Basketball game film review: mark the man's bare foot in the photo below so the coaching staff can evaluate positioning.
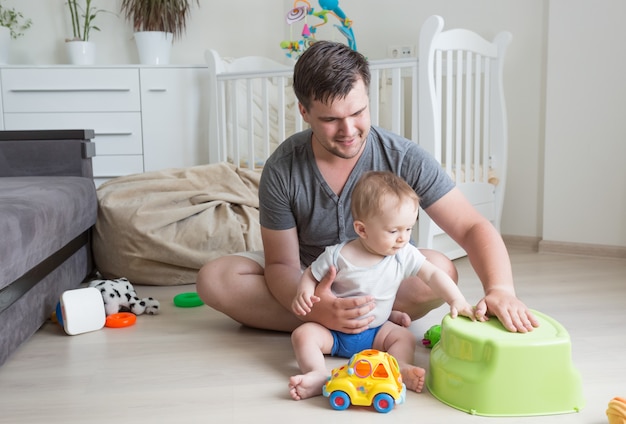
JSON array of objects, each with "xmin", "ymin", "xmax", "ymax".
[
  {"xmin": 400, "ymin": 364, "xmax": 426, "ymax": 392},
  {"xmin": 389, "ymin": 310, "xmax": 411, "ymax": 327},
  {"xmin": 288, "ymin": 371, "xmax": 328, "ymax": 400}
]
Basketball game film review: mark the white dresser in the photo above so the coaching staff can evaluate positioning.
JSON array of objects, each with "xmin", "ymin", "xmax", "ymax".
[{"xmin": 0, "ymin": 65, "xmax": 209, "ymax": 186}]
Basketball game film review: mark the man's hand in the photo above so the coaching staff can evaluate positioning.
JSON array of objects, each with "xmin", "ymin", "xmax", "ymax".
[
  {"xmin": 475, "ymin": 288, "xmax": 539, "ymax": 333},
  {"xmin": 304, "ymin": 265, "xmax": 376, "ymax": 333}
]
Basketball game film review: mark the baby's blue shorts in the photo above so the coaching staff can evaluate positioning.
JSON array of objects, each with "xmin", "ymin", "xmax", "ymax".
[{"xmin": 330, "ymin": 326, "xmax": 382, "ymax": 358}]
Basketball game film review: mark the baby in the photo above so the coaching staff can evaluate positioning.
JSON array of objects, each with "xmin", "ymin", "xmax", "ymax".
[{"xmin": 289, "ymin": 171, "xmax": 477, "ymax": 400}]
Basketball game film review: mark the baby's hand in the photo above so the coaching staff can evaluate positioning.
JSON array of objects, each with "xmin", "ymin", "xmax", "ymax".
[
  {"xmin": 291, "ymin": 292, "xmax": 320, "ymax": 316},
  {"xmin": 449, "ymin": 300, "xmax": 476, "ymax": 321},
  {"xmin": 389, "ymin": 310, "xmax": 411, "ymax": 328}
]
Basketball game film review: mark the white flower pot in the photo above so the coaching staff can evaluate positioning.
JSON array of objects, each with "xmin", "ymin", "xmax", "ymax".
[
  {"xmin": 134, "ymin": 31, "xmax": 173, "ymax": 65},
  {"xmin": 66, "ymin": 41, "xmax": 96, "ymax": 65},
  {"xmin": 0, "ymin": 27, "xmax": 11, "ymax": 65}
]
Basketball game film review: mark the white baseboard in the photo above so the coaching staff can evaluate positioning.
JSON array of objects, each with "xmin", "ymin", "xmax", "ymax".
[
  {"xmin": 502, "ymin": 235, "xmax": 541, "ymax": 251},
  {"xmin": 537, "ymin": 240, "xmax": 626, "ymax": 259},
  {"xmin": 503, "ymin": 235, "xmax": 626, "ymax": 259}
]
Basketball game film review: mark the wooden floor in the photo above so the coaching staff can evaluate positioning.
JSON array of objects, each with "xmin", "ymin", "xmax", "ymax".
[{"xmin": 1, "ymin": 248, "xmax": 624, "ymax": 424}]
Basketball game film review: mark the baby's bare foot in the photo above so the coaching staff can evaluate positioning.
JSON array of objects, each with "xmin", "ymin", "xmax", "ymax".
[
  {"xmin": 400, "ymin": 365, "xmax": 426, "ymax": 393},
  {"xmin": 288, "ymin": 372, "xmax": 328, "ymax": 400}
]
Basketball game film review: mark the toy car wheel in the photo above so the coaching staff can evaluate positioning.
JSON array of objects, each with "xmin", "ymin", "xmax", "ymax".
[
  {"xmin": 372, "ymin": 393, "xmax": 395, "ymax": 413},
  {"xmin": 328, "ymin": 391, "xmax": 351, "ymax": 411}
]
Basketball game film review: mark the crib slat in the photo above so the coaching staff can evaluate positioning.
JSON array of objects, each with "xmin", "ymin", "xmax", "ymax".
[
  {"xmin": 259, "ymin": 79, "xmax": 269, "ymax": 169},
  {"xmin": 440, "ymin": 50, "xmax": 448, "ymax": 171},
  {"xmin": 483, "ymin": 58, "xmax": 491, "ymax": 183},
  {"xmin": 370, "ymin": 68, "xmax": 380, "ymax": 126},
  {"xmin": 473, "ymin": 55, "xmax": 482, "ymax": 182},
  {"xmin": 455, "ymin": 50, "xmax": 463, "ymax": 182},
  {"xmin": 230, "ymin": 80, "xmax": 241, "ymax": 168},
  {"xmin": 464, "ymin": 51, "xmax": 473, "ymax": 183},
  {"xmin": 277, "ymin": 76, "xmax": 286, "ymax": 156},
  {"xmin": 410, "ymin": 65, "xmax": 418, "ymax": 143},
  {"xmin": 390, "ymin": 67, "xmax": 402, "ymax": 134},
  {"xmin": 246, "ymin": 79, "xmax": 255, "ymax": 169},
  {"xmin": 217, "ymin": 80, "xmax": 227, "ymax": 163}
]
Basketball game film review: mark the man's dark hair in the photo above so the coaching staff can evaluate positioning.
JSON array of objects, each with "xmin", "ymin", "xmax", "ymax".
[{"xmin": 293, "ymin": 41, "xmax": 370, "ymax": 111}]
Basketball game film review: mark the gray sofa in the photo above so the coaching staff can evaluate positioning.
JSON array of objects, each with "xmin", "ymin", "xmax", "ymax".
[{"xmin": 0, "ymin": 130, "xmax": 97, "ymax": 366}]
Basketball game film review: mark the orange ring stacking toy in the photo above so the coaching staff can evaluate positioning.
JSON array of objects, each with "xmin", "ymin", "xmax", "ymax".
[{"xmin": 105, "ymin": 312, "xmax": 137, "ymax": 328}]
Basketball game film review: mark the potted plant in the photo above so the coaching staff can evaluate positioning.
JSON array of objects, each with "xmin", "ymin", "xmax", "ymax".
[
  {"xmin": 0, "ymin": 2, "xmax": 32, "ymax": 64},
  {"xmin": 65, "ymin": 0, "xmax": 108, "ymax": 65},
  {"xmin": 120, "ymin": 0, "xmax": 199, "ymax": 65}
]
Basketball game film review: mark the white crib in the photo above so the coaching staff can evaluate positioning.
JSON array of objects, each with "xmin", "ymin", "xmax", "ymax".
[{"xmin": 205, "ymin": 23, "xmax": 509, "ymax": 260}]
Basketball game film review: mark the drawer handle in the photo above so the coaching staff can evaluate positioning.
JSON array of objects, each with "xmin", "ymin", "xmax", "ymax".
[
  {"xmin": 95, "ymin": 131, "xmax": 134, "ymax": 136},
  {"xmin": 10, "ymin": 88, "xmax": 132, "ymax": 93},
  {"xmin": 148, "ymin": 88, "xmax": 167, "ymax": 92}
]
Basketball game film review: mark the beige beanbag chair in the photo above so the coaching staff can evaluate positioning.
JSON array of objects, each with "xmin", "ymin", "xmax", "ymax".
[{"xmin": 93, "ymin": 162, "xmax": 263, "ymax": 285}]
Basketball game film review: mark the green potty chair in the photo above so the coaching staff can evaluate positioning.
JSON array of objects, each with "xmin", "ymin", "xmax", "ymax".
[{"xmin": 427, "ymin": 310, "xmax": 584, "ymax": 416}]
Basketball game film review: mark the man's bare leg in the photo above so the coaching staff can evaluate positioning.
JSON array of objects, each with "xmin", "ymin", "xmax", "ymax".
[
  {"xmin": 393, "ymin": 248, "xmax": 458, "ymax": 320},
  {"xmin": 196, "ymin": 255, "xmax": 301, "ymax": 332},
  {"xmin": 196, "ymin": 249, "xmax": 456, "ymax": 330}
]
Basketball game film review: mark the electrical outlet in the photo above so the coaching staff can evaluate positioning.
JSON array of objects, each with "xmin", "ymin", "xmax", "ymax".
[{"xmin": 387, "ymin": 45, "xmax": 415, "ymax": 59}]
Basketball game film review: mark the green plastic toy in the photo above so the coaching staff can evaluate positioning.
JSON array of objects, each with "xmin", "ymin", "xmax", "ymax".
[{"xmin": 422, "ymin": 324, "xmax": 441, "ymax": 348}]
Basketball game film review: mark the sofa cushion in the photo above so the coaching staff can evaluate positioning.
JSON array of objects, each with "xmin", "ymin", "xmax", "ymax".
[{"xmin": 0, "ymin": 176, "xmax": 97, "ymax": 290}]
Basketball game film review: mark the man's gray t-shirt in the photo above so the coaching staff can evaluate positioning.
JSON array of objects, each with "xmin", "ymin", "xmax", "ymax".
[{"xmin": 259, "ymin": 126, "xmax": 455, "ymax": 268}]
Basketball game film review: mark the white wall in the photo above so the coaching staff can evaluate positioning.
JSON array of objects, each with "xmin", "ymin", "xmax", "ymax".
[
  {"xmin": 2, "ymin": 0, "xmax": 287, "ymax": 64},
  {"xmin": 3, "ymin": 0, "xmax": 624, "ymax": 249},
  {"xmin": 543, "ymin": 0, "xmax": 626, "ymax": 248}
]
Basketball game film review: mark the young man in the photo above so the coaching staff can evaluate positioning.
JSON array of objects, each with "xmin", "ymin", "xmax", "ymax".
[{"xmin": 196, "ymin": 41, "xmax": 538, "ymax": 336}]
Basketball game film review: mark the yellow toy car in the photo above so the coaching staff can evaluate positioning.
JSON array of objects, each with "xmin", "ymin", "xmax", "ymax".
[{"xmin": 322, "ymin": 349, "xmax": 407, "ymax": 413}]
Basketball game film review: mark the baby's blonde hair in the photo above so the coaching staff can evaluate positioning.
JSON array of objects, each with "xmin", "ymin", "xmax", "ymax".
[{"xmin": 351, "ymin": 171, "xmax": 419, "ymax": 221}]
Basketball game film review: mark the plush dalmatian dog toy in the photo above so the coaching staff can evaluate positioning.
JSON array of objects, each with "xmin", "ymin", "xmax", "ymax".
[{"xmin": 89, "ymin": 277, "xmax": 160, "ymax": 316}]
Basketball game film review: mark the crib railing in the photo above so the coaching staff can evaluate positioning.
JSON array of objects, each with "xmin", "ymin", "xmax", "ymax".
[
  {"xmin": 214, "ymin": 68, "xmax": 301, "ymax": 169},
  {"xmin": 207, "ymin": 52, "xmax": 419, "ymax": 169},
  {"xmin": 369, "ymin": 58, "xmax": 418, "ymax": 144}
]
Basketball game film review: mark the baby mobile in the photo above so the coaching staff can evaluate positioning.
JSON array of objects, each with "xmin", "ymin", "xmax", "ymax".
[{"xmin": 280, "ymin": 0, "xmax": 357, "ymax": 60}]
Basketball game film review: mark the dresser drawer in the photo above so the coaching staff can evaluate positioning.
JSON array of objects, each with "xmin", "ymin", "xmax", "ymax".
[
  {"xmin": 1, "ymin": 68, "xmax": 140, "ymax": 113},
  {"xmin": 93, "ymin": 155, "xmax": 144, "ymax": 178},
  {"xmin": 4, "ymin": 112, "xmax": 143, "ymax": 155}
]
